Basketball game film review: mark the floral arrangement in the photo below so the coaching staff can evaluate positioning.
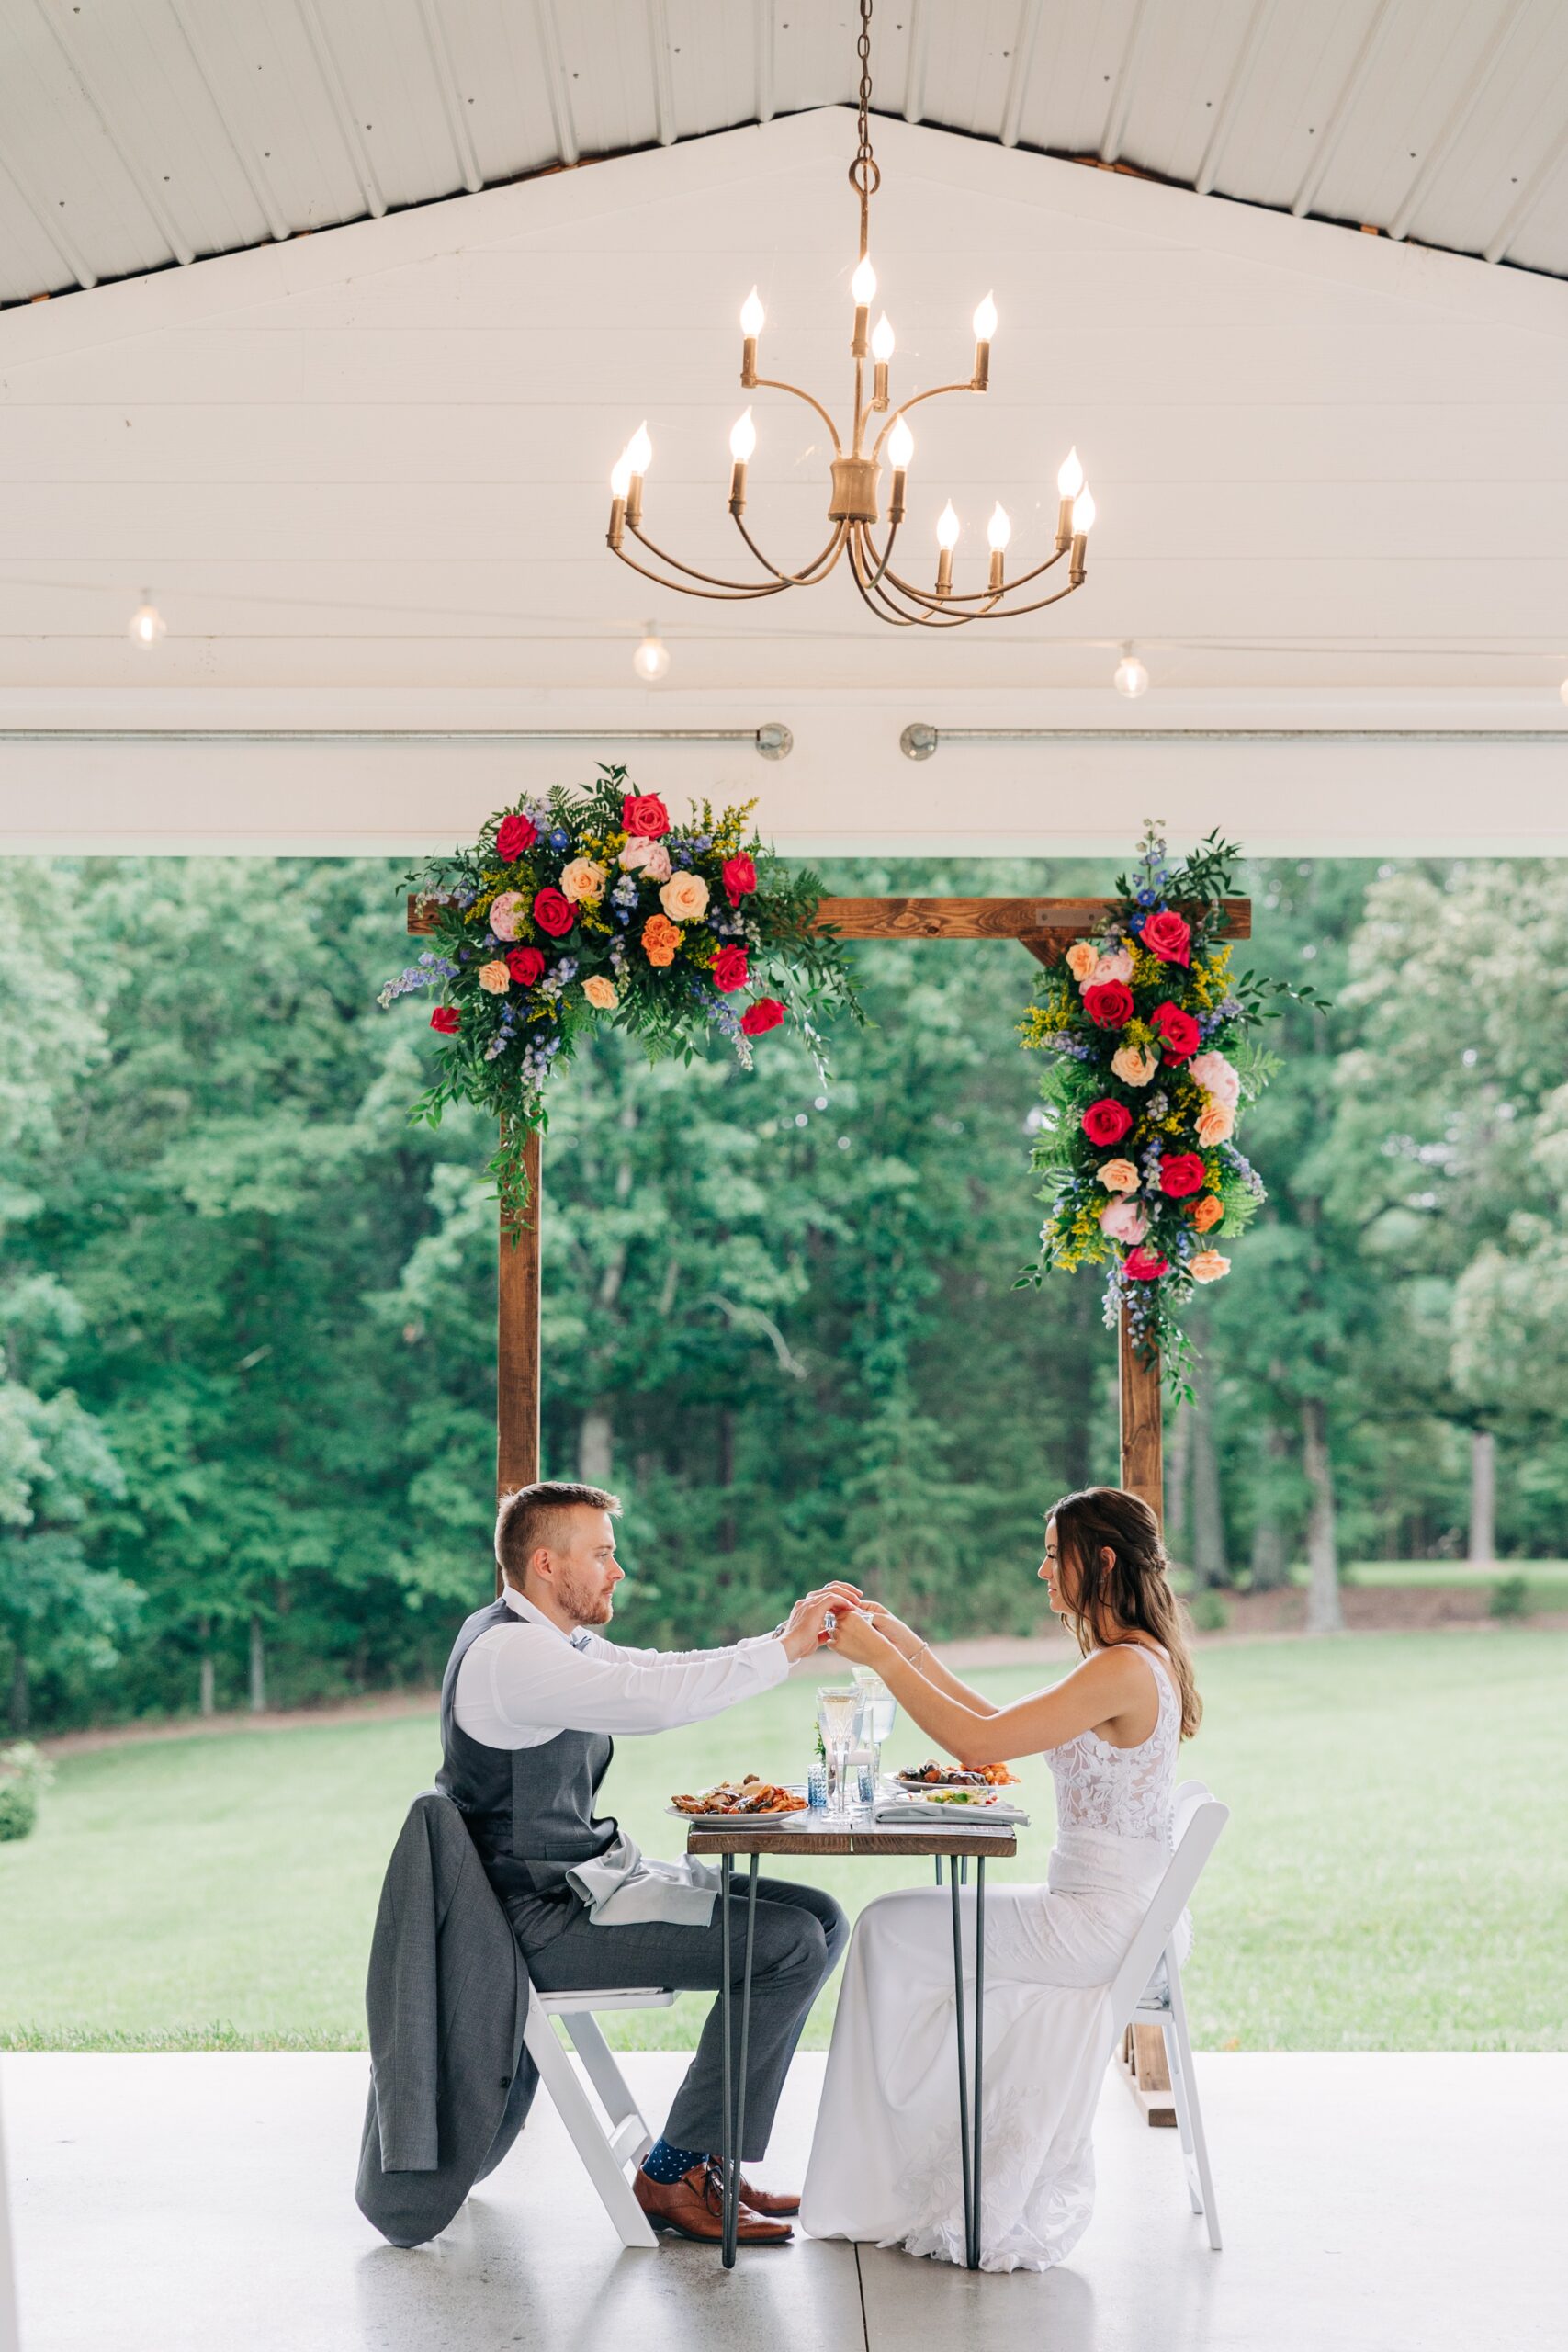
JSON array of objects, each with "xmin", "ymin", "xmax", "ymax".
[
  {"xmin": 1020, "ymin": 821, "xmax": 1317, "ymax": 1385},
  {"xmin": 380, "ymin": 765, "xmax": 856, "ymax": 1216}
]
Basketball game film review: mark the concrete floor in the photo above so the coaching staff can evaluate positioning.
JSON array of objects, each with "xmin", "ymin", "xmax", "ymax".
[{"xmin": 4, "ymin": 2048, "xmax": 1562, "ymax": 2352}]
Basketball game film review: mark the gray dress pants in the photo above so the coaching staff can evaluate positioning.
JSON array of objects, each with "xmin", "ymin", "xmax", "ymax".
[{"xmin": 513, "ymin": 1877, "xmax": 849, "ymax": 2161}]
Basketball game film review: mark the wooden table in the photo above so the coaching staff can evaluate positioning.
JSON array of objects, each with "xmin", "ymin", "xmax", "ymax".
[{"xmin": 685, "ymin": 1815, "xmax": 1021, "ymax": 2270}]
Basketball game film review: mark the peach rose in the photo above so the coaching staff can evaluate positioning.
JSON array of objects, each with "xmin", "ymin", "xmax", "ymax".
[
  {"xmin": 641, "ymin": 912, "xmax": 682, "ymax": 967},
  {"xmin": 660, "ymin": 870, "xmax": 710, "ymax": 924},
  {"xmin": 1190, "ymin": 1194, "xmax": 1224, "ymax": 1234},
  {"xmin": 488, "ymin": 890, "xmax": 526, "ymax": 941},
  {"xmin": 478, "ymin": 960, "xmax": 510, "ymax": 994},
  {"xmin": 1189, "ymin": 1049, "xmax": 1240, "ymax": 1107},
  {"xmin": 1111, "ymin": 1044, "xmax": 1158, "ymax": 1088},
  {"xmin": 583, "ymin": 974, "xmax": 618, "ymax": 1011},
  {"xmin": 560, "ymin": 857, "xmax": 607, "ymax": 904},
  {"xmin": 1196, "ymin": 1102, "xmax": 1235, "ymax": 1148},
  {"xmin": 1100, "ymin": 1197, "xmax": 1149, "ymax": 1245},
  {"xmin": 1066, "ymin": 940, "xmax": 1100, "ymax": 983},
  {"xmin": 1190, "ymin": 1250, "xmax": 1231, "ymax": 1283},
  {"xmin": 1097, "ymin": 1158, "xmax": 1140, "ymax": 1193},
  {"xmin": 1090, "ymin": 946, "xmax": 1134, "ymax": 988},
  {"xmin": 619, "ymin": 836, "xmax": 672, "ymax": 881}
]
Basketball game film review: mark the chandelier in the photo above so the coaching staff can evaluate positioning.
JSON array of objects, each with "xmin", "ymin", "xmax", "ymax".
[{"xmin": 604, "ymin": 0, "xmax": 1095, "ymax": 628}]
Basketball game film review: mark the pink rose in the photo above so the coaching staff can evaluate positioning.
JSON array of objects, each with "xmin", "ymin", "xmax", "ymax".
[
  {"xmin": 1141, "ymin": 909, "xmax": 1191, "ymax": 965},
  {"xmin": 489, "ymin": 890, "xmax": 527, "ymax": 941},
  {"xmin": 1100, "ymin": 1197, "xmax": 1149, "ymax": 1245},
  {"xmin": 1089, "ymin": 946, "xmax": 1134, "ymax": 988},
  {"xmin": 1189, "ymin": 1050, "xmax": 1240, "ymax": 1106}
]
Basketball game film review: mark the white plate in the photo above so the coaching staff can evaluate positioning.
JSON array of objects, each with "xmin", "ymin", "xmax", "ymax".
[{"xmin": 664, "ymin": 1799, "xmax": 810, "ymax": 1823}]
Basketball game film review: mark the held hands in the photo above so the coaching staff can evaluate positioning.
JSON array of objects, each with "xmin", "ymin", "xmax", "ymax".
[{"xmin": 779, "ymin": 1580, "xmax": 865, "ymax": 1664}]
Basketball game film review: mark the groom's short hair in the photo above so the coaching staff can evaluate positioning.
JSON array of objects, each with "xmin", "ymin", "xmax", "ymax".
[{"xmin": 495, "ymin": 1480, "xmax": 622, "ymax": 1589}]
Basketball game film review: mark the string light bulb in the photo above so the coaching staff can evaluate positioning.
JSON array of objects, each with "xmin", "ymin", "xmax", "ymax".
[
  {"xmin": 1114, "ymin": 642, "xmax": 1150, "ymax": 699},
  {"xmin": 128, "ymin": 594, "xmax": 165, "ymax": 650},
  {"xmin": 632, "ymin": 623, "xmax": 670, "ymax": 683}
]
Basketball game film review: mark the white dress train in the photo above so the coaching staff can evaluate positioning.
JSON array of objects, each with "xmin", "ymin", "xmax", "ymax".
[{"xmin": 800, "ymin": 1644, "xmax": 1188, "ymax": 2272}]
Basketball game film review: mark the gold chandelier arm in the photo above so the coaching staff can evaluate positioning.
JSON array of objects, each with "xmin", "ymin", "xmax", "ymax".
[
  {"xmin": 849, "ymin": 527, "xmax": 981, "ymax": 628},
  {"xmin": 852, "ymin": 511, "xmax": 902, "ymax": 593},
  {"xmin": 611, "ymin": 537, "xmax": 794, "ymax": 601},
  {"xmin": 621, "ymin": 519, "xmax": 795, "ymax": 597},
  {"xmin": 872, "ymin": 560, "xmax": 1086, "ymax": 622},
  {"xmin": 868, "ymin": 380, "xmax": 984, "ymax": 460},
  {"xmin": 731, "ymin": 513, "xmax": 849, "ymax": 587},
  {"xmin": 748, "ymin": 372, "xmax": 843, "ymax": 455},
  {"xmin": 871, "ymin": 540, "xmax": 1071, "ymax": 607}
]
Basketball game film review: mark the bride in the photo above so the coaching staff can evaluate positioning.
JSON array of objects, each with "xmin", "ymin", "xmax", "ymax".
[{"xmin": 799, "ymin": 1486, "xmax": 1202, "ymax": 2273}]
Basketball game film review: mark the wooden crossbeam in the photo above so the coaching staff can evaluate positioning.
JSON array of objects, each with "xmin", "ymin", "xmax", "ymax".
[{"xmin": 407, "ymin": 890, "xmax": 1252, "ymax": 1540}]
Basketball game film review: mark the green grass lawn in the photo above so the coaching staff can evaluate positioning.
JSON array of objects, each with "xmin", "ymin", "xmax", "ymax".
[
  {"xmin": 3, "ymin": 1630, "xmax": 1563, "ymax": 2056},
  {"xmin": 1335, "ymin": 1561, "xmax": 1568, "ymax": 1595}
]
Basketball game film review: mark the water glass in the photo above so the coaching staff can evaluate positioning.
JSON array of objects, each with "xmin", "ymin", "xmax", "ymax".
[{"xmin": 816, "ymin": 1685, "xmax": 863, "ymax": 1821}]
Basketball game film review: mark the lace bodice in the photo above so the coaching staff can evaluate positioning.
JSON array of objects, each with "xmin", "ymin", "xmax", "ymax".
[{"xmin": 1048, "ymin": 1644, "xmax": 1180, "ymax": 1848}]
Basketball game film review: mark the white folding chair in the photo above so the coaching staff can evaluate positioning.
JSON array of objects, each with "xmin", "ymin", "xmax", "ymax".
[
  {"xmin": 1104, "ymin": 1778, "xmax": 1228, "ymax": 2250},
  {"xmin": 520, "ymin": 1985, "xmax": 676, "ymax": 2248}
]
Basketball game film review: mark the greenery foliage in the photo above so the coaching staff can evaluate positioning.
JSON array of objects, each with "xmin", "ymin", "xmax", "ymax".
[
  {"xmin": 0, "ymin": 1740, "xmax": 52, "ymax": 1840},
  {"xmin": 3, "ymin": 848, "xmax": 1568, "ymax": 1730}
]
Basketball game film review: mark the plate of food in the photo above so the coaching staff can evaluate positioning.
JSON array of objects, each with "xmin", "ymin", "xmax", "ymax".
[
  {"xmin": 667, "ymin": 1775, "xmax": 808, "ymax": 1820},
  {"xmin": 896, "ymin": 1760, "xmax": 1021, "ymax": 1790}
]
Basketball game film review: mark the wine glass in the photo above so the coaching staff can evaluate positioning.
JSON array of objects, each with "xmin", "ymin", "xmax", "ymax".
[{"xmin": 816, "ymin": 1685, "xmax": 863, "ymax": 1820}]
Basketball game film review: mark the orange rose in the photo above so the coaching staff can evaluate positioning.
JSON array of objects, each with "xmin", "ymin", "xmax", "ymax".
[
  {"xmin": 1190, "ymin": 1250, "xmax": 1231, "ymax": 1283},
  {"xmin": 641, "ymin": 912, "xmax": 682, "ymax": 968},
  {"xmin": 1196, "ymin": 1102, "xmax": 1235, "ymax": 1148},
  {"xmin": 478, "ymin": 960, "xmax": 510, "ymax": 994},
  {"xmin": 1097, "ymin": 1158, "xmax": 1140, "ymax": 1194},
  {"xmin": 1066, "ymin": 940, "xmax": 1100, "ymax": 984},
  {"xmin": 1190, "ymin": 1194, "xmax": 1224, "ymax": 1234}
]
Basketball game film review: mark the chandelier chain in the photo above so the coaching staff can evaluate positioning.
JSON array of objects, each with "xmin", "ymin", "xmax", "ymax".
[{"xmin": 850, "ymin": 0, "xmax": 879, "ymax": 254}]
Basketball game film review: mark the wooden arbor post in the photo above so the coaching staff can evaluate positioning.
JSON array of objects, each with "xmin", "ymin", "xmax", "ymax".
[{"xmin": 410, "ymin": 890, "xmax": 1250, "ymax": 1548}]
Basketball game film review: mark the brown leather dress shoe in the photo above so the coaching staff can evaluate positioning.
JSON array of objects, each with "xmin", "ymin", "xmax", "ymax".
[
  {"xmin": 736, "ymin": 2175, "xmax": 801, "ymax": 2216},
  {"xmin": 633, "ymin": 2160, "xmax": 793, "ymax": 2246}
]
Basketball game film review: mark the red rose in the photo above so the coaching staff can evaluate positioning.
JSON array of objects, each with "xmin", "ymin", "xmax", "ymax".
[
  {"xmin": 622, "ymin": 793, "xmax": 671, "ymax": 840},
  {"xmin": 1141, "ymin": 909, "xmax": 1191, "ymax": 966},
  {"xmin": 1081, "ymin": 1098, "xmax": 1134, "ymax": 1148},
  {"xmin": 1083, "ymin": 980, "xmax": 1134, "ymax": 1031},
  {"xmin": 1159, "ymin": 1152, "xmax": 1207, "ymax": 1200},
  {"xmin": 740, "ymin": 996, "xmax": 784, "ymax": 1037},
  {"xmin": 722, "ymin": 853, "xmax": 758, "ymax": 907},
  {"xmin": 429, "ymin": 1005, "xmax": 459, "ymax": 1035},
  {"xmin": 712, "ymin": 944, "xmax": 750, "ymax": 993},
  {"xmin": 495, "ymin": 812, "xmax": 537, "ymax": 862},
  {"xmin": 507, "ymin": 947, "xmax": 546, "ymax": 987},
  {"xmin": 533, "ymin": 888, "xmax": 574, "ymax": 937},
  {"xmin": 1151, "ymin": 1001, "xmax": 1201, "ymax": 1061},
  {"xmin": 1123, "ymin": 1245, "xmax": 1170, "ymax": 1283}
]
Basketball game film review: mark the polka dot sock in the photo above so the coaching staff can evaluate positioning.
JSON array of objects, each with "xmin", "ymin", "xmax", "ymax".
[{"xmin": 640, "ymin": 2135, "xmax": 708, "ymax": 2184}]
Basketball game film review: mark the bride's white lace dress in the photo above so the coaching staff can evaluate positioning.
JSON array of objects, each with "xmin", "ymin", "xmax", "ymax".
[{"xmin": 799, "ymin": 1644, "xmax": 1188, "ymax": 2272}]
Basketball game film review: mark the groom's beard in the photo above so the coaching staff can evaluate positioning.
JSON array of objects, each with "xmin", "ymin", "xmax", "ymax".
[{"xmin": 559, "ymin": 1567, "xmax": 616, "ymax": 1627}]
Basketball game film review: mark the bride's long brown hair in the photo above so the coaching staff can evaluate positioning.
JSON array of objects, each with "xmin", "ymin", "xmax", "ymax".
[{"xmin": 1050, "ymin": 1487, "xmax": 1202, "ymax": 1737}]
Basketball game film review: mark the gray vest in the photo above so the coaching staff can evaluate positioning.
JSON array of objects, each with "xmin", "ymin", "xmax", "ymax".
[{"xmin": 435, "ymin": 1597, "xmax": 619, "ymax": 1936}]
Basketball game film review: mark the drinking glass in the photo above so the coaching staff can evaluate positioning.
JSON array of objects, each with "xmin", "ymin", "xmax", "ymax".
[
  {"xmin": 816, "ymin": 1686, "xmax": 863, "ymax": 1821},
  {"xmin": 850, "ymin": 1667, "xmax": 897, "ymax": 1789}
]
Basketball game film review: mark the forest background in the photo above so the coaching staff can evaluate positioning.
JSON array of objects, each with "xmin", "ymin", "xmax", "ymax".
[{"xmin": 5, "ymin": 847, "xmax": 1565, "ymax": 1734}]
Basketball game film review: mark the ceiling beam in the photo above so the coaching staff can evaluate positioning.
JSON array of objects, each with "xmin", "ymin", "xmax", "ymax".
[
  {"xmin": 1100, "ymin": 0, "xmax": 1154, "ymax": 167},
  {"xmin": 415, "ymin": 0, "xmax": 484, "ymax": 195},
  {"xmin": 1291, "ymin": 0, "xmax": 1398, "ymax": 220},
  {"xmin": 1386, "ymin": 0, "xmax": 1531, "ymax": 243},
  {"xmin": 530, "ymin": 0, "xmax": 579, "ymax": 166},
  {"xmin": 1194, "ymin": 0, "xmax": 1280, "ymax": 198},
  {"xmin": 292, "ymin": 0, "xmax": 389, "ymax": 219}
]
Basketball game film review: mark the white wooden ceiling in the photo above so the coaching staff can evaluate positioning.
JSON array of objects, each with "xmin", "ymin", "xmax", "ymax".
[{"xmin": 3, "ymin": 0, "xmax": 1568, "ymax": 309}]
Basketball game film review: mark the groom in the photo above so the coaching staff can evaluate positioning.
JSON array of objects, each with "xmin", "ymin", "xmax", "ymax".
[{"xmin": 437, "ymin": 1479, "xmax": 853, "ymax": 2247}]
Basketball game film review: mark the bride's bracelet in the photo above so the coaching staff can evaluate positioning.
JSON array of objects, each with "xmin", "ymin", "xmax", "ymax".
[{"xmin": 903, "ymin": 1637, "xmax": 929, "ymax": 1670}]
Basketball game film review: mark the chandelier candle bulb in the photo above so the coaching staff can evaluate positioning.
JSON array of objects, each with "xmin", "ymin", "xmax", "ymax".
[
  {"xmin": 886, "ymin": 414, "xmax": 914, "ymax": 525},
  {"xmin": 1069, "ymin": 484, "xmax": 1095, "ymax": 587},
  {"xmin": 971, "ymin": 290, "xmax": 998, "ymax": 391},
  {"xmin": 607, "ymin": 448, "xmax": 632, "ymax": 548},
  {"xmin": 850, "ymin": 254, "xmax": 876, "ymax": 358},
  {"xmin": 624, "ymin": 421, "xmax": 652, "ymax": 528},
  {"xmin": 871, "ymin": 311, "xmax": 895, "ymax": 408},
  {"xmin": 728, "ymin": 409, "xmax": 756, "ymax": 513},
  {"xmin": 987, "ymin": 500, "xmax": 1011, "ymax": 593},
  {"xmin": 1055, "ymin": 446, "xmax": 1085, "ymax": 551},
  {"xmin": 935, "ymin": 499, "xmax": 960, "ymax": 596},
  {"xmin": 739, "ymin": 285, "xmax": 764, "ymax": 385}
]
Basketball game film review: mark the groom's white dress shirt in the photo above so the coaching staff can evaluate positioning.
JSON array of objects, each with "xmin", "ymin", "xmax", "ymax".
[{"xmin": 452, "ymin": 1585, "xmax": 791, "ymax": 1928}]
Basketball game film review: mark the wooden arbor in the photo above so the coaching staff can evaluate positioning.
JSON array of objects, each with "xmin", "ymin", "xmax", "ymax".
[{"xmin": 409, "ymin": 891, "xmax": 1251, "ymax": 1544}]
